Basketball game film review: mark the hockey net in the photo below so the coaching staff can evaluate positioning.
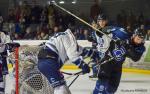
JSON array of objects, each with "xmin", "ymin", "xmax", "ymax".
[{"xmin": 15, "ymin": 45, "xmax": 53, "ymax": 94}]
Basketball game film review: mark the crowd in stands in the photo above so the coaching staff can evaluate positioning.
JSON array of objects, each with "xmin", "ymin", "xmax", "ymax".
[{"xmin": 0, "ymin": 1, "xmax": 150, "ymax": 40}]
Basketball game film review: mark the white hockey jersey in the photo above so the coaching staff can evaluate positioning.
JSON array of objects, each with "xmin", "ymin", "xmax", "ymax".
[
  {"xmin": 45, "ymin": 29, "xmax": 82, "ymax": 63},
  {"xmin": 0, "ymin": 32, "xmax": 11, "ymax": 53},
  {"xmin": 0, "ymin": 32, "xmax": 11, "ymax": 43},
  {"xmin": 94, "ymin": 32, "xmax": 112, "ymax": 60},
  {"xmin": 0, "ymin": 44, "xmax": 7, "ymax": 53}
]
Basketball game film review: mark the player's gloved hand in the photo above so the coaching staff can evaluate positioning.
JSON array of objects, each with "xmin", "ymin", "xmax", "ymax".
[
  {"xmin": 73, "ymin": 59, "xmax": 90, "ymax": 74},
  {"xmin": 81, "ymin": 48, "xmax": 100, "ymax": 61},
  {"xmin": 90, "ymin": 50, "xmax": 101, "ymax": 62},
  {"xmin": 79, "ymin": 61, "xmax": 90, "ymax": 74}
]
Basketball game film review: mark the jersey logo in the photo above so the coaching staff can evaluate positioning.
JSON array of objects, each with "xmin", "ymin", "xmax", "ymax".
[
  {"xmin": 50, "ymin": 78, "xmax": 56, "ymax": 83},
  {"xmin": 112, "ymin": 46, "xmax": 126, "ymax": 61},
  {"xmin": 97, "ymin": 38, "xmax": 104, "ymax": 47},
  {"xmin": 99, "ymin": 85, "xmax": 105, "ymax": 91}
]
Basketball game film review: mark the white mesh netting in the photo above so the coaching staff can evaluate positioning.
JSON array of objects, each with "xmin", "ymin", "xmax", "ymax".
[{"xmin": 18, "ymin": 45, "xmax": 53, "ymax": 94}]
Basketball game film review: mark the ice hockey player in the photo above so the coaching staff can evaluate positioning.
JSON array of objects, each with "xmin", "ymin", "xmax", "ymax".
[
  {"xmin": 88, "ymin": 14, "xmax": 145, "ymax": 94},
  {"xmin": 89, "ymin": 14, "xmax": 112, "ymax": 79},
  {"xmin": 37, "ymin": 29, "xmax": 99, "ymax": 94},
  {"xmin": 0, "ymin": 31, "xmax": 11, "ymax": 94},
  {"xmin": 0, "ymin": 31, "xmax": 20, "ymax": 93}
]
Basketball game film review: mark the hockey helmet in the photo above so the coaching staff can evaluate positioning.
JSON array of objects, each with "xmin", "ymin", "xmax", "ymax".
[
  {"xmin": 97, "ymin": 13, "xmax": 107, "ymax": 22},
  {"xmin": 134, "ymin": 29, "xmax": 145, "ymax": 38}
]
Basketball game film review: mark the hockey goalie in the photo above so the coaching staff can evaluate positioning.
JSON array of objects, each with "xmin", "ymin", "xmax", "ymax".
[{"xmin": 0, "ymin": 31, "xmax": 20, "ymax": 94}]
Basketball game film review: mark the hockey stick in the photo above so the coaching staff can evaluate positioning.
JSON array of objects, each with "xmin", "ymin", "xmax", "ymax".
[
  {"xmin": 64, "ymin": 71, "xmax": 82, "ymax": 80},
  {"xmin": 67, "ymin": 60, "xmax": 93, "ymax": 88},
  {"xmin": 94, "ymin": 57, "xmax": 114, "ymax": 68},
  {"xmin": 51, "ymin": 2, "xmax": 116, "ymax": 42},
  {"xmin": 68, "ymin": 74, "xmax": 80, "ymax": 88},
  {"xmin": 67, "ymin": 57, "xmax": 114, "ymax": 88},
  {"xmin": 63, "ymin": 60, "xmax": 93, "ymax": 80},
  {"xmin": 62, "ymin": 71, "xmax": 82, "ymax": 76}
]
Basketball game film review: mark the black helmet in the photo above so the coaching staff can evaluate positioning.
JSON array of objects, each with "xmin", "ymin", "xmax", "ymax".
[
  {"xmin": 134, "ymin": 28, "xmax": 145, "ymax": 38},
  {"xmin": 97, "ymin": 13, "xmax": 107, "ymax": 21}
]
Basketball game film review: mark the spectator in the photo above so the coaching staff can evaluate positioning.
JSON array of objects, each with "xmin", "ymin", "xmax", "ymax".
[
  {"xmin": 30, "ymin": 0, "xmax": 42, "ymax": 24},
  {"xmin": 40, "ymin": 31, "xmax": 49, "ymax": 40},
  {"xmin": 138, "ymin": 12, "xmax": 145, "ymax": 25},
  {"xmin": 13, "ymin": 33, "xmax": 21, "ymax": 40},
  {"xmin": 73, "ymin": 29, "xmax": 79, "ymax": 39},
  {"xmin": 40, "ymin": 8, "xmax": 48, "ymax": 25},
  {"xmin": 147, "ymin": 29, "xmax": 150, "ymax": 40},
  {"xmin": 90, "ymin": 0, "xmax": 102, "ymax": 20},
  {"xmin": 55, "ymin": 13, "xmax": 65, "ymax": 28},
  {"xmin": 47, "ymin": 5, "xmax": 55, "ymax": 29},
  {"xmin": 23, "ymin": 27, "xmax": 34, "ymax": 39},
  {"xmin": 78, "ymin": 28, "xmax": 85, "ymax": 40},
  {"xmin": 19, "ymin": 13, "xmax": 26, "ymax": 29},
  {"xmin": 116, "ymin": 13, "xmax": 123, "ymax": 27},
  {"xmin": 0, "ymin": 13, "xmax": 3, "ymax": 31},
  {"xmin": 35, "ymin": 25, "xmax": 49, "ymax": 40},
  {"xmin": 7, "ymin": 8, "xmax": 16, "ymax": 23},
  {"xmin": 83, "ymin": 29, "xmax": 89, "ymax": 40},
  {"xmin": 126, "ymin": 24, "xmax": 134, "ymax": 36},
  {"xmin": 15, "ymin": 6, "xmax": 21, "ymax": 23},
  {"xmin": 58, "ymin": 25, "xmax": 64, "ymax": 32},
  {"xmin": 128, "ymin": 10, "xmax": 136, "ymax": 27},
  {"xmin": 0, "ymin": 0, "xmax": 149, "ymax": 41},
  {"xmin": 53, "ymin": 25, "xmax": 59, "ymax": 34}
]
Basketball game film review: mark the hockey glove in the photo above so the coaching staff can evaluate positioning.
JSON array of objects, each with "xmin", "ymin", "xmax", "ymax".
[
  {"xmin": 90, "ymin": 50, "xmax": 101, "ymax": 62},
  {"xmin": 81, "ymin": 48, "xmax": 100, "ymax": 61},
  {"xmin": 79, "ymin": 61, "xmax": 90, "ymax": 74},
  {"xmin": 73, "ymin": 58, "xmax": 90, "ymax": 74},
  {"xmin": 6, "ymin": 43, "xmax": 20, "ymax": 51}
]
